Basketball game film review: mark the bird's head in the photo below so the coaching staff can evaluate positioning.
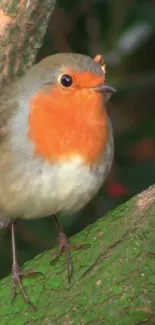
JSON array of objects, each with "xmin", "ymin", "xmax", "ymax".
[{"xmin": 16, "ymin": 53, "xmax": 115, "ymax": 164}]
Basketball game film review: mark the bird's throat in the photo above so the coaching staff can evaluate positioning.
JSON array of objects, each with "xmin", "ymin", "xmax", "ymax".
[{"xmin": 28, "ymin": 88, "xmax": 108, "ymax": 165}]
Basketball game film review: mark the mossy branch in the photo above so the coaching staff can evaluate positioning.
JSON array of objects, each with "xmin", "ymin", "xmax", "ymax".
[{"xmin": 0, "ymin": 186, "xmax": 155, "ymax": 324}]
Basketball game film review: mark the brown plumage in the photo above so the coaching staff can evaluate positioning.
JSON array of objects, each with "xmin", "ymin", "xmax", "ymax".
[{"xmin": 0, "ymin": 53, "xmax": 115, "ymax": 308}]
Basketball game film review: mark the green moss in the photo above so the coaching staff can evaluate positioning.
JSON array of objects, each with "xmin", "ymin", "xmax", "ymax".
[
  {"xmin": 148, "ymin": 275, "xmax": 155, "ymax": 284},
  {"xmin": 113, "ymin": 285, "xmax": 124, "ymax": 294},
  {"xmin": 7, "ymin": 0, "xmax": 19, "ymax": 15}
]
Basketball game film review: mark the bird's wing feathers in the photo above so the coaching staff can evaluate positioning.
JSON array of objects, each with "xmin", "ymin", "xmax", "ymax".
[{"xmin": 0, "ymin": 84, "xmax": 19, "ymax": 138}]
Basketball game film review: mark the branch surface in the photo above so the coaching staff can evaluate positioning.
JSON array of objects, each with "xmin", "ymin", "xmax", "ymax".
[{"xmin": 0, "ymin": 186, "xmax": 155, "ymax": 324}]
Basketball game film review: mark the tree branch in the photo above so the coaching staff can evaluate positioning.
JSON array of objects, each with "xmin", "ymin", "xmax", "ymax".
[
  {"xmin": 0, "ymin": 0, "xmax": 56, "ymax": 90},
  {"xmin": 0, "ymin": 185, "xmax": 155, "ymax": 324}
]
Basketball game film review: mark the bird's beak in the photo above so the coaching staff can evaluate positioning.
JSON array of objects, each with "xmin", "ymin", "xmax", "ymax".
[
  {"xmin": 94, "ymin": 83, "xmax": 116, "ymax": 94},
  {"xmin": 93, "ymin": 83, "xmax": 116, "ymax": 102}
]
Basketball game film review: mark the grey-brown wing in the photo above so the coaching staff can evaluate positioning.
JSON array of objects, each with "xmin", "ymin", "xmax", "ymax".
[
  {"xmin": 0, "ymin": 86, "xmax": 19, "ymax": 227},
  {"xmin": 0, "ymin": 85, "xmax": 19, "ymax": 139}
]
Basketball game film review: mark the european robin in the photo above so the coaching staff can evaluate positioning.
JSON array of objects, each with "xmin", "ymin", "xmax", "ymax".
[{"xmin": 0, "ymin": 53, "xmax": 115, "ymax": 308}]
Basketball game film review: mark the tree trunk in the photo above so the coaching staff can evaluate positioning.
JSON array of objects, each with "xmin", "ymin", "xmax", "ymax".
[
  {"xmin": 0, "ymin": 0, "xmax": 56, "ymax": 90},
  {"xmin": 0, "ymin": 185, "xmax": 155, "ymax": 324}
]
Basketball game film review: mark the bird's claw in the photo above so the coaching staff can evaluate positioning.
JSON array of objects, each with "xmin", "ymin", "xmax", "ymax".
[
  {"xmin": 50, "ymin": 232, "xmax": 90, "ymax": 282},
  {"xmin": 11, "ymin": 263, "xmax": 42, "ymax": 311}
]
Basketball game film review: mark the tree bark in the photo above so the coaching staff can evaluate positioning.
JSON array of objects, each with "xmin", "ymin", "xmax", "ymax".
[
  {"xmin": 0, "ymin": 0, "xmax": 56, "ymax": 90},
  {"xmin": 0, "ymin": 185, "xmax": 155, "ymax": 324}
]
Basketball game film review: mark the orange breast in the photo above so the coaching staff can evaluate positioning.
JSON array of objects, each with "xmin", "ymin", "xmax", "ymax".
[{"xmin": 28, "ymin": 85, "xmax": 108, "ymax": 165}]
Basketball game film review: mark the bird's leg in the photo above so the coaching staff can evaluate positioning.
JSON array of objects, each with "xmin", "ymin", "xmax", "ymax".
[
  {"xmin": 50, "ymin": 215, "xmax": 90, "ymax": 282},
  {"xmin": 11, "ymin": 222, "xmax": 42, "ymax": 310}
]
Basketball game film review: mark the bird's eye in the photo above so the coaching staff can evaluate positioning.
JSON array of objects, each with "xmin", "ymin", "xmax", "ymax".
[{"xmin": 60, "ymin": 74, "xmax": 73, "ymax": 87}]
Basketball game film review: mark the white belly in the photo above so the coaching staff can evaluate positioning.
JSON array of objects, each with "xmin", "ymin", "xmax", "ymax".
[{"xmin": 0, "ymin": 123, "xmax": 114, "ymax": 219}]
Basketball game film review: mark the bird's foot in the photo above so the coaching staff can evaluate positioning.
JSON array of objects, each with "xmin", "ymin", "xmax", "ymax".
[
  {"xmin": 50, "ymin": 231, "xmax": 90, "ymax": 282},
  {"xmin": 11, "ymin": 262, "xmax": 42, "ymax": 311}
]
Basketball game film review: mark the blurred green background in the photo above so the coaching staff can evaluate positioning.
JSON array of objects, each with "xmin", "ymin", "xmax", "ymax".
[{"xmin": 1, "ymin": 0, "xmax": 155, "ymax": 279}]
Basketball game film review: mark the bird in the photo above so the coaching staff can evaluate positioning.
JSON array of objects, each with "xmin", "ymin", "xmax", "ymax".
[{"xmin": 0, "ymin": 52, "xmax": 115, "ymax": 308}]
